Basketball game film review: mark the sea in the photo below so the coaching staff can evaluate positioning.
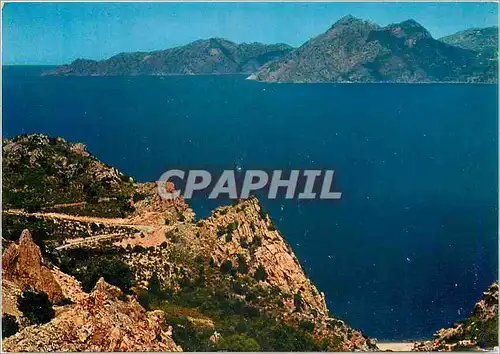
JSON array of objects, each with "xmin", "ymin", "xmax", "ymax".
[{"xmin": 2, "ymin": 65, "xmax": 498, "ymax": 341}]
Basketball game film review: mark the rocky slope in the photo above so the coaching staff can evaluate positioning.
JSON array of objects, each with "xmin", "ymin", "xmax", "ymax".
[
  {"xmin": 43, "ymin": 39, "xmax": 292, "ymax": 76},
  {"xmin": 5, "ymin": 134, "xmax": 497, "ymax": 351},
  {"xmin": 2, "ymin": 134, "xmax": 376, "ymax": 351},
  {"xmin": 413, "ymin": 282, "xmax": 498, "ymax": 351},
  {"xmin": 250, "ymin": 16, "xmax": 497, "ymax": 83},
  {"xmin": 3, "ymin": 134, "xmax": 135, "ymax": 217},
  {"xmin": 440, "ymin": 27, "xmax": 498, "ymax": 59},
  {"xmin": 2, "ymin": 230, "xmax": 180, "ymax": 352}
]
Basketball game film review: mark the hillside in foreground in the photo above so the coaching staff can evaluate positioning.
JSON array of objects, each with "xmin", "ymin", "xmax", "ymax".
[
  {"xmin": 2, "ymin": 134, "xmax": 376, "ymax": 351},
  {"xmin": 2, "ymin": 134, "xmax": 497, "ymax": 351}
]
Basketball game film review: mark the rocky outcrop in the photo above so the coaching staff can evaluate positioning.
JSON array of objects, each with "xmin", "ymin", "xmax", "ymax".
[
  {"xmin": 120, "ymin": 196, "xmax": 377, "ymax": 351},
  {"xmin": 129, "ymin": 181, "xmax": 194, "ymax": 226},
  {"xmin": 3, "ymin": 278, "xmax": 181, "ymax": 352},
  {"xmin": 2, "ymin": 279, "xmax": 23, "ymax": 317},
  {"xmin": 196, "ymin": 197, "xmax": 376, "ymax": 351},
  {"xmin": 2, "ymin": 230, "xmax": 64, "ymax": 303},
  {"xmin": 413, "ymin": 282, "xmax": 498, "ymax": 351},
  {"xmin": 3, "ymin": 134, "xmax": 135, "ymax": 217},
  {"xmin": 200, "ymin": 198, "xmax": 328, "ymax": 315}
]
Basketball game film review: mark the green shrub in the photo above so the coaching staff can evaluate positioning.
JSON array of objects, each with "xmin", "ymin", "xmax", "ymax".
[
  {"xmin": 293, "ymin": 292, "xmax": 303, "ymax": 312},
  {"xmin": 2, "ymin": 314, "xmax": 19, "ymax": 338},
  {"xmin": 216, "ymin": 333, "xmax": 261, "ymax": 351},
  {"xmin": 70, "ymin": 257, "xmax": 134, "ymax": 293},
  {"xmin": 148, "ymin": 271, "xmax": 162, "ymax": 295},
  {"xmin": 17, "ymin": 291, "xmax": 55, "ymax": 324},
  {"xmin": 237, "ymin": 254, "xmax": 249, "ymax": 274},
  {"xmin": 252, "ymin": 235, "xmax": 262, "ymax": 247},
  {"xmin": 254, "ymin": 264, "xmax": 268, "ymax": 281},
  {"xmin": 240, "ymin": 237, "xmax": 249, "ymax": 248},
  {"xmin": 299, "ymin": 319, "xmax": 316, "ymax": 332},
  {"xmin": 483, "ymin": 315, "xmax": 499, "ymax": 348},
  {"xmin": 217, "ymin": 227, "xmax": 226, "ymax": 237},
  {"xmin": 220, "ymin": 260, "xmax": 233, "ymax": 274},
  {"xmin": 227, "ymin": 220, "xmax": 239, "ymax": 233}
]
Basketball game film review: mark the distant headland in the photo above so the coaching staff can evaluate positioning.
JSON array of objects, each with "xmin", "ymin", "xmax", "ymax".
[{"xmin": 43, "ymin": 16, "xmax": 498, "ymax": 84}]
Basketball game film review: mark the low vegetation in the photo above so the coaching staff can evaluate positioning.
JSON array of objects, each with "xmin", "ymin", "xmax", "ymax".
[
  {"xmin": 2, "ymin": 314, "xmax": 19, "ymax": 338},
  {"xmin": 17, "ymin": 291, "xmax": 55, "ymax": 325}
]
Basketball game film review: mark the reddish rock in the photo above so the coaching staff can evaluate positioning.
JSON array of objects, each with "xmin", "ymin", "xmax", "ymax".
[
  {"xmin": 3, "ymin": 278, "xmax": 181, "ymax": 352},
  {"xmin": 2, "ymin": 229, "xmax": 64, "ymax": 303}
]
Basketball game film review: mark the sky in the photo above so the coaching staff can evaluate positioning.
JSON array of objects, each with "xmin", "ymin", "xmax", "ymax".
[{"xmin": 2, "ymin": 2, "xmax": 498, "ymax": 65}]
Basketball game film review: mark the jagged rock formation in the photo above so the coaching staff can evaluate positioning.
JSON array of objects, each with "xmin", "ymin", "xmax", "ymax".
[
  {"xmin": 120, "ymin": 195, "xmax": 376, "ymax": 351},
  {"xmin": 2, "ymin": 230, "xmax": 64, "ymax": 303},
  {"xmin": 3, "ymin": 278, "xmax": 181, "ymax": 352},
  {"xmin": 43, "ymin": 39, "xmax": 292, "ymax": 76},
  {"xmin": 3, "ymin": 134, "xmax": 135, "ymax": 217},
  {"xmin": 129, "ymin": 182, "xmax": 194, "ymax": 227},
  {"xmin": 250, "ymin": 16, "xmax": 497, "ymax": 83},
  {"xmin": 195, "ymin": 197, "xmax": 375, "ymax": 350},
  {"xmin": 199, "ymin": 198, "xmax": 328, "ymax": 315},
  {"xmin": 440, "ymin": 27, "xmax": 498, "ymax": 59},
  {"xmin": 2, "ymin": 279, "xmax": 23, "ymax": 317},
  {"xmin": 2, "ymin": 226, "xmax": 180, "ymax": 352},
  {"xmin": 413, "ymin": 282, "xmax": 499, "ymax": 351}
]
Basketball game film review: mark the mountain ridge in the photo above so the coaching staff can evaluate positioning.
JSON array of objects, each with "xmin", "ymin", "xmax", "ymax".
[
  {"xmin": 43, "ymin": 17, "xmax": 497, "ymax": 83},
  {"xmin": 43, "ymin": 38, "xmax": 293, "ymax": 77},
  {"xmin": 439, "ymin": 26, "xmax": 498, "ymax": 59},
  {"xmin": 250, "ymin": 16, "xmax": 497, "ymax": 83}
]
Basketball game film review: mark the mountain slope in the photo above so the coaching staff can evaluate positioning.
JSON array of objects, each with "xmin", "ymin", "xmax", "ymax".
[
  {"xmin": 440, "ymin": 27, "xmax": 498, "ymax": 59},
  {"xmin": 3, "ymin": 134, "xmax": 135, "ymax": 217},
  {"xmin": 250, "ymin": 16, "xmax": 497, "ymax": 83},
  {"xmin": 2, "ymin": 134, "xmax": 376, "ymax": 352},
  {"xmin": 43, "ymin": 39, "xmax": 292, "ymax": 76}
]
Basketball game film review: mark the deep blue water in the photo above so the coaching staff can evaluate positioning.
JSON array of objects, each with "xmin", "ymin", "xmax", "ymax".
[{"xmin": 3, "ymin": 66, "xmax": 498, "ymax": 341}]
